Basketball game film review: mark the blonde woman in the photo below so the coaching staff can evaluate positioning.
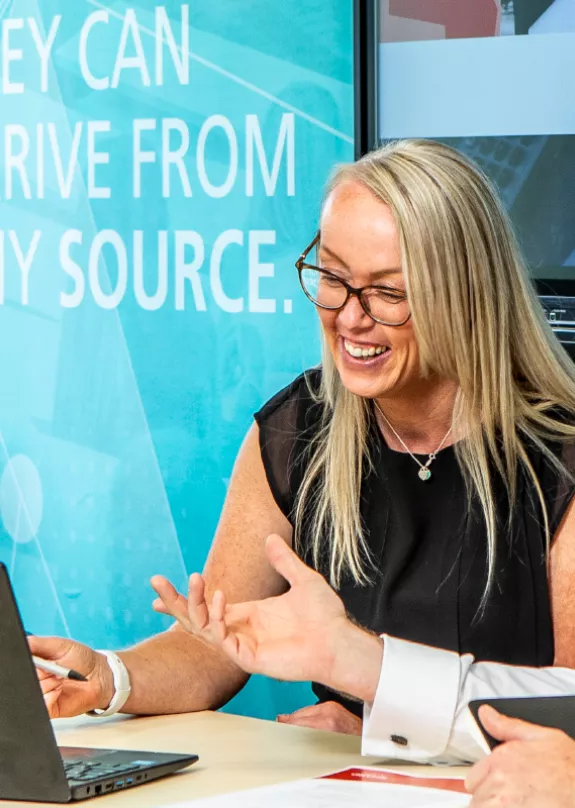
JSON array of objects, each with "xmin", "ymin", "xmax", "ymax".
[{"xmin": 33, "ymin": 141, "xmax": 575, "ymax": 763}]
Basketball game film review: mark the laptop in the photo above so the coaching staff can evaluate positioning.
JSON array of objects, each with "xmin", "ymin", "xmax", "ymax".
[{"xmin": 0, "ymin": 562, "xmax": 198, "ymax": 802}]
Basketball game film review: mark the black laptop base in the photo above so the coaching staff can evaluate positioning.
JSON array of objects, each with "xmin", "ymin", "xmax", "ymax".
[{"xmin": 61, "ymin": 747, "xmax": 198, "ymax": 801}]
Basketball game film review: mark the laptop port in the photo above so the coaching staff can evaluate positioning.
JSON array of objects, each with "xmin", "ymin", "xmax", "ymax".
[
  {"xmin": 86, "ymin": 787, "xmax": 91, "ymax": 795},
  {"xmin": 135, "ymin": 775, "xmax": 142, "ymax": 782},
  {"xmin": 116, "ymin": 780, "xmax": 124, "ymax": 788},
  {"xmin": 105, "ymin": 784, "xmax": 113, "ymax": 791},
  {"xmin": 126, "ymin": 778, "xmax": 133, "ymax": 785},
  {"xmin": 95, "ymin": 785, "xmax": 102, "ymax": 795}
]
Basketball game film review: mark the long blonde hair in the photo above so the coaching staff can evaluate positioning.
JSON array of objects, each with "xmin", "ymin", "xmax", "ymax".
[{"xmin": 294, "ymin": 139, "xmax": 575, "ymax": 599}]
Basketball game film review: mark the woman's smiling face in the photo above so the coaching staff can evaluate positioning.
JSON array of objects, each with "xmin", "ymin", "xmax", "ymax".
[{"xmin": 317, "ymin": 181, "xmax": 421, "ymax": 401}]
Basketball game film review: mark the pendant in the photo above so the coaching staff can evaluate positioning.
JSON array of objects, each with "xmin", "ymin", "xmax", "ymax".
[{"xmin": 418, "ymin": 467, "xmax": 432, "ymax": 481}]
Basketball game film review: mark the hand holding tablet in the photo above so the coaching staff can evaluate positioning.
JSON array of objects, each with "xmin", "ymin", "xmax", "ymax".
[{"xmin": 470, "ymin": 695, "xmax": 575, "ymax": 749}]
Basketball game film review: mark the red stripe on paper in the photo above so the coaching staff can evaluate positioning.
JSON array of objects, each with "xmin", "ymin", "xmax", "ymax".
[{"xmin": 320, "ymin": 767, "xmax": 467, "ymax": 794}]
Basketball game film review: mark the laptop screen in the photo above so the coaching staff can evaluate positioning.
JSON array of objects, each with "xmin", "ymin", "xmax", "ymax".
[{"xmin": 0, "ymin": 563, "xmax": 71, "ymax": 801}]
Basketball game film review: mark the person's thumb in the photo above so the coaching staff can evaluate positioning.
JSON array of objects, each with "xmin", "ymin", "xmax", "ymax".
[
  {"xmin": 28, "ymin": 635, "xmax": 75, "ymax": 663},
  {"xmin": 265, "ymin": 534, "xmax": 314, "ymax": 587},
  {"xmin": 478, "ymin": 704, "xmax": 548, "ymax": 743}
]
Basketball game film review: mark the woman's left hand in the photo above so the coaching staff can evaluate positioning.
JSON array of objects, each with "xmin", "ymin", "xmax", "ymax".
[{"xmin": 277, "ymin": 702, "xmax": 362, "ymax": 735}]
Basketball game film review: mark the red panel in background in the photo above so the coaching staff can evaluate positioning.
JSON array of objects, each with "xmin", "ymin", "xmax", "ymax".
[{"xmin": 389, "ymin": 0, "xmax": 501, "ymax": 38}]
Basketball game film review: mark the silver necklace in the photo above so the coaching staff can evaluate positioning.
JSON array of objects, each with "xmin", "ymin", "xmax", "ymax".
[{"xmin": 373, "ymin": 400, "xmax": 453, "ymax": 481}]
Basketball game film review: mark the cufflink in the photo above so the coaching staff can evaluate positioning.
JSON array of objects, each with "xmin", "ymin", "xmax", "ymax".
[{"xmin": 390, "ymin": 734, "xmax": 408, "ymax": 747}]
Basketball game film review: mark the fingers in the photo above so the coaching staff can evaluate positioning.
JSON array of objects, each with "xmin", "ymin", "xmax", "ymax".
[
  {"xmin": 152, "ymin": 571, "xmax": 244, "ymax": 663},
  {"xmin": 36, "ymin": 667, "xmax": 54, "ymax": 682},
  {"xmin": 477, "ymin": 704, "xmax": 547, "ymax": 743},
  {"xmin": 37, "ymin": 674, "xmax": 74, "ymax": 719},
  {"xmin": 207, "ymin": 590, "xmax": 228, "ymax": 645},
  {"xmin": 277, "ymin": 702, "xmax": 362, "ymax": 735},
  {"xmin": 277, "ymin": 713, "xmax": 328, "ymax": 729},
  {"xmin": 187, "ymin": 573, "xmax": 210, "ymax": 632},
  {"xmin": 265, "ymin": 534, "xmax": 315, "ymax": 587},
  {"xmin": 209, "ymin": 590, "xmax": 245, "ymax": 667},
  {"xmin": 468, "ymin": 779, "xmax": 501, "ymax": 807},
  {"xmin": 465, "ymin": 756, "xmax": 491, "ymax": 793},
  {"xmin": 207, "ymin": 592, "xmax": 250, "ymax": 669},
  {"xmin": 38, "ymin": 673, "xmax": 62, "ymax": 696},
  {"xmin": 43, "ymin": 684, "xmax": 64, "ymax": 717},
  {"xmin": 151, "ymin": 574, "xmax": 210, "ymax": 635},
  {"xmin": 152, "ymin": 570, "xmax": 255, "ymax": 672},
  {"xmin": 150, "ymin": 575, "xmax": 191, "ymax": 626},
  {"xmin": 277, "ymin": 704, "xmax": 325, "ymax": 722},
  {"xmin": 152, "ymin": 598, "xmax": 169, "ymax": 615}
]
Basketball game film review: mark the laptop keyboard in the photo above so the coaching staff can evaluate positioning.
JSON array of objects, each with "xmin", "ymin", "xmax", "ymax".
[{"xmin": 63, "ymin": 759, "xmax": 146, "ymax": 783}]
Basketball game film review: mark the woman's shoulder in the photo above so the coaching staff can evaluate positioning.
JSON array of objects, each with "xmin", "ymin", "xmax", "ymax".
[
  {"xmin": 253, "ymin": 367, "xmax": 324, "ymax": 521},
  {"xmin": 254, "ymin": 367, "xmax": 324, "ymax": 433}
]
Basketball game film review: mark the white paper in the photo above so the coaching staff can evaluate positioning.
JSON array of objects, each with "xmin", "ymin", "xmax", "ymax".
[{"xmin": 174, "ymin": 777, "xmax": 471, "ymax": 807}]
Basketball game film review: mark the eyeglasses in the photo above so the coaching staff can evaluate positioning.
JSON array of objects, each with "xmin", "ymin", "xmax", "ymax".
[{"xmin": 295, "ymin": 233, "xmax": 411, "ymax": 327}]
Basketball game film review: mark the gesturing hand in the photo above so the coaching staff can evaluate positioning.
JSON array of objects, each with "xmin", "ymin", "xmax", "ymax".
[
  {"xmin": 152, "ymin": 534, "xmax": 350, "ymax": 685},
  {"xmin": 466, "ymin": 705, "xmax": 575, "ymax": 807},
  {"xmin": 152, "ymin": 535, "xmax": 383, "ymax": 701}
]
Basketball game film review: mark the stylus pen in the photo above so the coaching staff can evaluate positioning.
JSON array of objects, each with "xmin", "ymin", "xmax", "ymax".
[{"xmin": 31, "ymin": 656, "xmax": 88, "ymax": 682}]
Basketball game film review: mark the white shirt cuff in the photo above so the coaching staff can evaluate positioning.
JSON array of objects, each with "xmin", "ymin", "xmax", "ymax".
[
  {"xmin": 362, "ymin": 635, "xmax": 467, "ymax": 762},
  {"xmin": 361, "ymin": 634, "xmax": 575, "ymax": 764}
]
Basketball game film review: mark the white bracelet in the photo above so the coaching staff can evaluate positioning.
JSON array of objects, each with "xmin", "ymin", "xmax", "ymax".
[{"xmin": 88, "ymin": 651, "xmax": 131, "ymax": 717}]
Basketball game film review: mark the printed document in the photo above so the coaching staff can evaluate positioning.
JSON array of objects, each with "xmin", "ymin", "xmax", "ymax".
[{"xmin": 173, "ymin": 766, "xmax": 471, "ymax": 807}]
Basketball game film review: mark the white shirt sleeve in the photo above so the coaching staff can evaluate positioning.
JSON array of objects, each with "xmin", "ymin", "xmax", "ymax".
[{"xmin": 362, "ymin": 634, "xmax": 575, "ymax": 764}]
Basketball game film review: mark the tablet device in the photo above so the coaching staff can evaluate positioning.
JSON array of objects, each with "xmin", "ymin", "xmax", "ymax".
[{"xmin": 469, "ymin": 696, "xmax": 575, "ymax": 750}]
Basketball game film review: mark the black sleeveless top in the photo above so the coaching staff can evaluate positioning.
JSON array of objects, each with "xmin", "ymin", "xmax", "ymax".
[{"xmin": 254, "ymin": 369, "xmax": 575, "ymax": 717}]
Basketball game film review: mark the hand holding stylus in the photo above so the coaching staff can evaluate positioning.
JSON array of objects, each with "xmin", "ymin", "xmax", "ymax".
[{"xmin": 31, "ymin": 655, "xmax": 87, "ymax": 682}]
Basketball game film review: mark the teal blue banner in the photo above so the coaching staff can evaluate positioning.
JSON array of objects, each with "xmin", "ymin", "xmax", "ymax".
[{"xmin": 0, "ymin": 0, "xmax": 353, "ymax": 718}]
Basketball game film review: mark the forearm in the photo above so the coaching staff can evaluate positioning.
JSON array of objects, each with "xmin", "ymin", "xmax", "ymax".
[
  {"xmin": 100, "ymin": 626, "xmax": 249, "ymax": 715},
  {"xmin": 322, "ymin": 621, "xmax": 384, "ymax": 704}
]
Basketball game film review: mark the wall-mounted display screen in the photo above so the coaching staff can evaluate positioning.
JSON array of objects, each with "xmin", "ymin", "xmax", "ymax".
[{"xmin": 370, "ymin": 0, "xmax": 575, "ymax": 348}]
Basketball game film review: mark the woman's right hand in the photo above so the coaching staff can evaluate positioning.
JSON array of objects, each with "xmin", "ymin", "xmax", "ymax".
[{"xmin": 27, "ymin": 636, "xmax": 114, "ymax": 718}]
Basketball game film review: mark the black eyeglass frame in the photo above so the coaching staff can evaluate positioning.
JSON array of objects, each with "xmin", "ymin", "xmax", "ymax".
[{"xmin": 295, "ymin": 233, "xmax": 411, "ymax": 327}]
